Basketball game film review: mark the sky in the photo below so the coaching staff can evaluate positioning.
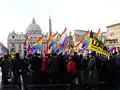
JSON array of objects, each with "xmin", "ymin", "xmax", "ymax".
[{"xmin": 0, "ymin": 0, "xmax": 120, "ymax": 47}]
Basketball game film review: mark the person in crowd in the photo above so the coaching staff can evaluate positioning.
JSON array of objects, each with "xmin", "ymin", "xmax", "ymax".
[
  {"xmin": 95, "ymin": 53, "xmax": 102, "ymax": 82},
  {"xmin": 21, "ymin": 55, "xmax": 30, "ymax": 90},
  {"xmin": 87, "ymin": 51, "xmax": 99, "ymax": 90},
  {"xmin": 67, "ymin": 56, "xmax": 76, "ymax": 85},
  {"xmin": 42, "ymin": 54, "xmax": 48, "ymax": 72},
  {"xmin": 67, "ymin": 56, "xmax": 76, "ymax": 73},
  {"xmin": 111, "ymin": 52, "xmax": 120, "ymax": 90},
  {"xmin": 26, "ymin": 53, "xmax": 33, "ymax": 85},
  {"xmin": 41, "ymin": 54, "xmax": 49, "ymax": 85},
  {"xmin": 30, "ymin": 53, "xmax": 42, "ymax": 89},
  {"xmin": 1, "ymin": 50, "xmax": 118, "ymax": 90},
  {"xmin": 48, "ymin": 53, "xmax": 58, "ymax": 84},
  {"xmin": 12, "ymin": 53, "xmax": 25, "ymax": 90},
  {"xmin": 57, "ymin": 54, "xmax": 67, "ymax": 84},
  {"xmin": 106, "ymin": 52, "xmax": 117, "ymax": 90},
  {"xmin": 72, "ymin": 52, "xmax": 81, "ymax": 71},
  {"xmin": 0, "ymin": 55, "xmax": 11, "ymax": 85},
  {"xmin": 80, "ymin": 54, "xmax": 89, "ymax": 89}
]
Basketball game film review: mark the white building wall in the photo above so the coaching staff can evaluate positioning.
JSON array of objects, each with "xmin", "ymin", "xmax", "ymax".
[{"xmin": 21, "ymin": 43, "xmax": 24, "ymax": 56}]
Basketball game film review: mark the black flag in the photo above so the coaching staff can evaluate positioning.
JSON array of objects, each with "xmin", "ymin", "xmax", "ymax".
[{"xmin": 90, "ymin": 30, "xmax": 93, "ymax": 38}]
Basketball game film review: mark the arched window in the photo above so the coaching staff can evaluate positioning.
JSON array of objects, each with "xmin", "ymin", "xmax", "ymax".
[{"xmin": 12, "ymin": 36, "xmax": 15, "ymax": 39}]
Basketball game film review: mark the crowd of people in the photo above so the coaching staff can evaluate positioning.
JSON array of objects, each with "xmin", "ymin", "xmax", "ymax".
[{"xmin": 0, "ymin": 51, "xmax": 120, "ymax": 90}]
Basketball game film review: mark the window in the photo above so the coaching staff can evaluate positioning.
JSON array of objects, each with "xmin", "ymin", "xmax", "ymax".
[
  {"xmin": 110, "ymin": 41, "xmax": 112, "ymax": 44},
  {"xmin": 12, "ymin": 36, "xmax": 15, "ymax": 39},
  {"xmin": 110, "ymin": 32, "xmax": 114, "ymax": 36}
]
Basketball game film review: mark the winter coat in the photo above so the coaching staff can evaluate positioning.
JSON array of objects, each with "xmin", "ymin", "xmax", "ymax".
[
  {"xmin": 30, "ymin": 56, "xmax": 42, "ymax": 72},
  {"xmin": 80, "ymin": 57, "xmax": 89, "ymax": 85},
  {"xmin": 48, "ymin": 56, "xmax": 58, "ymax": 72},
  {"xmin": 72, "ymin": 55, "xmax": 81, "ymax": 71},
  {"xmin": 111, "ymin": 55, "xmax": 120, "ymax": 83},
  {"xmin": 67, "ymin": 60, "xmax": 76, "ymax": 73},
  {"xmin": 87, "ymin": 56, "xmax": 99, "ymax": 85},
  {"xmin": 0, "ymin": 58, "xmax": 11, "ymax": 73},
  {"xmin": 42, "ymin": 56, "xmax": 48, "ymax": 72}
]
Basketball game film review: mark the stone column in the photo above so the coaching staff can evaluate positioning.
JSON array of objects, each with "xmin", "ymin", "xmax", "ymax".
[
  {"xmin": 8, "ymin": 44, "xmax": 11, "ymax": 54},
  {"xmin": 21, "ymin": 43, "xmax": 24, "ymax": 56},
  {"xmin": 15, "ymin": 44, "xmax": 19, "ymax": 53}
]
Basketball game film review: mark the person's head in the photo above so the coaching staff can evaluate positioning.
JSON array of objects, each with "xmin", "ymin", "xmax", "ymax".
[
  {"xmin": 114, "ymin": 52, "xmax": 118, "ymax": 55},
  {"xmin": 4, "ymin": 55, "xmax": 8, "ymax": 59},
  {"xmin": 15, "ymin": 53, "xmax": 20, "ymax": 58},
  {"xmin": 52, "ymin": 53, "xmax": 56, "ymax": 56},
  {"xmin": 90, "ymin": 51, "xmax": 96, "ymax": 57},
  {"xmin": 74, "ymin": 52, "xmax": 77, "ymax": 56},
  {"xmin": 96, "ymin": 53, "xmax": 99, "ymax": 57},
  {"xmin": 68, "ymin": 56, "xmax": 72, "ymax": 61},
  {"xmin": 59, "ymin": 53, "xmax": 62, "ymax": 56},
  {"xmin": 34, "ymin": 53, "xmax": 38, "ymax": 56},
  {"xmin": 80, "ymin": 54, "xmax": 83, "ymax": 59},
  {"xmin": 47, "ymin": 54, "xmax": 51, "ymax": 58}
]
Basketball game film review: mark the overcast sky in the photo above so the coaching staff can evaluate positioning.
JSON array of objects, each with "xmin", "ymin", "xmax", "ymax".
[{"xmin": 0, "ymin": 0, "xmax": 120, "ymax": 46}]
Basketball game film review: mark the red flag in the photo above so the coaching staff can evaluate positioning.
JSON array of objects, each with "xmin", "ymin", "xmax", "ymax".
[
  {"xmin": 96, "ymin": 28, "xmax": 100, "ymax": 38},
  {"xmin": 24, "ymin": 35, "xmax": 28, "ymax": 48}
]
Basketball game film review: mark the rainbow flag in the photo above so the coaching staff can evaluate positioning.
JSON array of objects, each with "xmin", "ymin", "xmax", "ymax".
[
  {"xmin": 60, "ymin": 27, "xmax": 67, "ymax": 38},
  {"xmin": 60, "ymin": 34, "xmax": 69, "ymax": 48},
  {"xmin": 27, "ymin": 42, "xmax": 31, "ymax": 51},
  {"xmin": 56, "ymin": 28, "xmax": 67, "ymax": 50},
  {"xmin": 49, "ymin": 32, "xmax": 58, "ymax": 48},
  {"xmin": 81, "ymin": 32, "xmax": 90, "ymax": 48},
  {"xmin": 75, "ymin": 31, "xmax": 90, "ymax": 48},
  {"xmin": 47, "ymin": 48, "xmax": 51, "ymax": 54},
  {"xmin": 69, "ymin": 45, "xmax": 75, "ymax": 53},
  {"xmin": 108, "ymin": 47, "xmax": 116, "ymax": 53},
  {"xmin": 33, "ymin": 36, "xmax": 44, "ymax": 46},
  {"xmin": 60, "ymin": 29, "xmax": 67, "ymax": 44},
  {"xmin": 51, "ymin": 32, "xmax": 58, "ymax": 39},
  {"xmin": 32, "ymin": 36, "xmax": 44, "ymax": 50},
  {"xmin": 78, "ymin": 48, "xmax": 85, "ymax": 53}
]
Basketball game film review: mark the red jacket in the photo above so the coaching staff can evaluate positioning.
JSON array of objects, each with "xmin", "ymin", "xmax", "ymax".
[
  {"xmin": 67, "ymin": 60, "xmax": 76, "ymax": 73},
  {"xmin": 42, "ymin": 56, "xmax": 48, "ymax": 72}
]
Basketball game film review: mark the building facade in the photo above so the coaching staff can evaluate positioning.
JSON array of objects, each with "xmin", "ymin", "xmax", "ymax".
[
  {"xmin": 7, "ymin": 18, "xmax": 48, "ymax": 56},
  {"xmin": 104, "ymin": 23, "xmax": 120, "ymax": 48}
]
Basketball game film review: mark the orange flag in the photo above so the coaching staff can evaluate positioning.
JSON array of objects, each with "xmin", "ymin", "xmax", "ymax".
[{"xmin": 45, "ymin": 32, "xmax": 52, "ymax": 53}]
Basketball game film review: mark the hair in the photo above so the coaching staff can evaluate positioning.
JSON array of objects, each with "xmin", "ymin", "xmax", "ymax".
[
  {"xmin": 90, "ymin": 51, "xmax": 96, "ymax": 56},
  {"xmin": 52, "ymin": 53, "xmax": 56, "ymax": 56},
  {"xmin": 28, "ymin": 54, "xmax": 32, "ymax": 57},
  {"xmin": 34, "ymin": 53, "xmax": 38, "ymax": 56},
  {"xmin": 114, "ymin": 52, "xmax": 118, "ymax": 55},
  {"xmin": 80, "ymin": 54, "xmax": 83, "ymax": 59},
  {"xmin": 4, "ymin": 55, "xmax": 8, "ymax": 59},
  {"xmin": 15, "ymin": 53, "xmax": 20, "ymax": 58},
  {"xmin": 74, "ymin": 52, "xmax": 77, "ymax": 55}
]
